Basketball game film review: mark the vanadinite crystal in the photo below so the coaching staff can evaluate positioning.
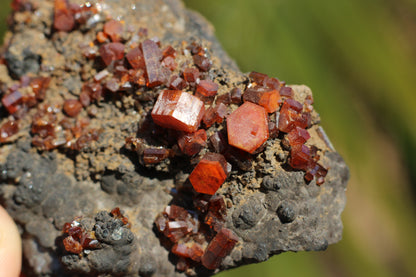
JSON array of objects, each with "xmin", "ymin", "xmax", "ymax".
[
  {"xmin": 99, "ymin": 42, "xmax": 125, "ymax": 66},
  {"xmin": 227, "ymin": 102, "xmax": 269, "ymax": 154},
  {"xmin": 278, "ymin": 99, "xmax": 310, "ymax": 133},
  {"xmin": 53, "ymin": 0, "xmax": 75, "ymax": 32},
  {"xmin": 151, "ymin": 90, "xmax": 205, "ymax": 133},
  {"xmin": 243, "ymin": 86, "xmax": 280, "ymax": 113},
  {"xmin": 2, "ymin": 91, "xmax": 23, "ymax": 114},
  {"xmin": 0, "ymin": 120, "xmax": 19, "ymax": 143},
  {"xmin": 201, "ymin": 228, "xmax": 238, "ymax": 270},
  {"xmin": 189, "ymin": 153, "xmax": 228, "ymax": 195},
  {"xmin": 63, "ymin": 99, "xmax": 83, "ymax": 117},
  {"xmin": 142, "ymin": 39, "xmax": 166, "ymax": 87},
  {"xmin": 103, "ymin": 19, "xmax": 123, "ymax": 42},
  {"xmin": 177, "ymin": 129, "xmax": 207, "ymax": 156}
]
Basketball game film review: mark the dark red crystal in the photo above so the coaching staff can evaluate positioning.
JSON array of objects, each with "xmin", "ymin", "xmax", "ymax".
[
  {"xmin": 203, "ymin": 103, "xmax": 228, "ymax": 128},
  {"xmin": 30, "ymin": 77, "xmax": 50, "ymax": 101},
  {"xmin": 286, "ymin": 126, "xmax": 310, "ymax": 147},
  {"xmin": 193, "ymin": 55, "xmax": 211, "ymax": 72},
  {"xmin": 230, "ymin": 88, "xmax": 242, "ymax": 104},
  {"xmin": 142, "ymin": 147, "xmax": 170, "ymax": 164},
  {"xmin": 103, "ymin": 19, "xmax": 123, "ymax": 42},
  {"xmin": 168, "ymin": 75, "xmax": 187, "ymax": 90},
  {"xmin": 177, "ymin": 129, "xmax": 207, "ymax": 156},
  {"xmin": 183, "ymin": 68, "xmax": 200, "ymax": 84},
  {"xmin": 201, "ymin": 228, "xmax": 238, "ymax": 270},
  {"xmin": 126, "ymin": 47, "xmax": 145, "ymax": 70},
  {"xmin": 53, "ymin": 0, "xmax": 75, "ymax": 32},
  {"xmin": 99, "ymin": 43, "xmax": 125, "ymax": 66},
  {"xmin": 196, "ymin": 80, "xmax": 219, "ymax": 98},
  {"xmin": 2, "ymin": 90, "xmax": 23, "ymax": 114},
  {"xmin": 142, "ymin": 39, "xmax": 166, "ymax": 88},
  {"xmin": 0, "ymin": 120, "xmax": 19, "ymax": 143},
  {"xmin": 63, "ymin": 99, "xmax": 82, "ymax": 117}
]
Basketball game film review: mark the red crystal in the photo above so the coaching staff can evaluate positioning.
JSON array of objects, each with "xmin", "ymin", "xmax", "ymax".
[
  {"xmin": 126, "ymin": 47, "xmax": 145, "ymax": 70},
  {"xmin": 230, "ymin": 88, "xmax": 242, "ymax": 104},
  {"xmin": 268, "ymin": 121, "xmax": 279, "ymax": 139},
  {"xmin": 201, "ymin": 228, "xmax": 238, "ymax": 270},
  {"xmin": 151, "ymin": 90, "xmax": 205, "ymax": 133},
  {"xmin": 280, "ymin": 86, "xmax": 294, "ymax": 98},
  {"xmin": 265, "ymin": 77, "xmax": 282, "ymax": 90},
  {"xmin": 162, "ymin": 45, "xmax": 176, "ymax": 58},
  {"xmin": 2, "ymin": 91, "xmax": 23, "ymax": 114},
  {"xmin": 172, "ymin": 243, "xmax": 204, "ymax": 262},
  {"xmin": 193, "ymin": 55, "xmax": 212, "ymax": 72},
  {"xmin": 208, "ymin": 131, "xmax": 228, "ymax": 154},
  {"xmin": 196, "ymin": 80, "xmax": 219, "ymax": 98},
  {"xmin": 142, "ymin": 148, "xmax": 170, "ymax": 164},
  {"xmin": 243, "ymin": 86, "xmax": 280, "ymax": 113},
  {"xmin": 203, "ymin": 103, "xmax": 228, "ymax": 128},
  {"xmin": 165, "ymin": 221, "xmax": 190, "ymax": 243},
  {"xmin": 103, "ymin": 20, "xmax": 123, "ymax": 42},
  {"xmin": 63, "ymin": 99, "xmax": 82, "ymax": 117},
  {"xmin": 99, "ymin": 43, "xmax": 125, "ymax": 66},
  {"xmin": 289, "ymin": 144, "xmax": 311, "ymax": 170},
  {"xmin": 161, "ymin": 56, "xmax": 177, "ymax": 71},
  {"xmin": 249, "ymin": 71, "xmax": 268, "ymax": 86},
  {"xmin": 30, "ymin": 77, "xmax": 50, "ymax": 101},
  {"xmin": 11, "ymin": 0, "xmax": 33, "ymax": 11},
  {"xmin": 189, "ymin": 153, "xmax": 227, "ymax": 195},
  {"xmin": 183, "ymin": 68, "xmax": 200, "ymax": 84},
  {"xmin": 177, "ymin": 129, "xmax": 207, "ymax": 156},
  {"xmin": 286, "ymin": 127, "xmax": 310, "ymax": 147},
  {"xmin": 63, "ymin": 235, "xmax": 83, "ymax": 254},
  {"xmin": 215, "ymin": 92, "xmax": 231, "ymax": 105},
  {"xmin": 82, "ymin": 82, "xmax": 103, "ymax": 102},
  {"xmin": 278, "ymin": 99, "xmax": 309, "ymax": 133},
  {"xmin": 227, "ymin": 102, "xmax": 269, "ymax": 154},
  {"xmin": 142, "ymin": 39, "xmax": 166, "ymax": 88},
  {"xmin": 204, "ymin": 196, "xmax": 226, "ymax": 232},
  {"xmin": 110, "ymin": 207, "xmax": 129, "ymax": 226},
  {"xmin": 168, "ymin": 75, "xmax": 186, "ymax": 90},
  {"xmin": 53, "ymin": 0, "xmax": 75, "ymax": 32},
  {"xmin": 0, "ymin": 120, "xmax": 19, "ymax": 143}
]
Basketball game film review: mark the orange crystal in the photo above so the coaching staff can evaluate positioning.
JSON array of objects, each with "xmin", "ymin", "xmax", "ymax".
[
  {"xmin": 151, "ymin": 90, "xmax": 205, "ymax": 133},
  {"xmin": 243, "ymin": 86, "xmax": 280, "ymax": 113},
  {"xmin": 189, "ymin": 153, "xmax": 227, "ymax": 195},
  {"xmin": 227, "ymin": 102, "xmax": 269, "ymax": 153}
]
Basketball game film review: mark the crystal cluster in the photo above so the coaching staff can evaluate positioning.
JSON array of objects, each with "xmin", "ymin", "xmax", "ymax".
[
  {"xmin": 0, "ymin": 1, "xmax": 100, "ymax": 150},
  {"xmin": 62, "ymin": 207, "xmax": 129, "ymax": 255},
  {"xmin": 155, "ymin": 196, "xmax": 238, "ymax": 272},
  {"xmin": 62, "ymin": 217, "xmax": 100, "ymax": 255},
  {"xmin": 1, "ymin": 0, "xmax": 331, "ymax": 272}
]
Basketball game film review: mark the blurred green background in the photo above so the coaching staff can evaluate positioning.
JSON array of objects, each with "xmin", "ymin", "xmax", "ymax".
[{"xmin": 2, "ymin": 0, "xmax": 416, "ymax": 276}]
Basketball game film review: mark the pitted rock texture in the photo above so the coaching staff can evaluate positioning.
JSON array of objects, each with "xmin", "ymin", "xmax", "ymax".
[{"xmin": 0, "ymin": 0, "xmax": 349, "ymax": 276}]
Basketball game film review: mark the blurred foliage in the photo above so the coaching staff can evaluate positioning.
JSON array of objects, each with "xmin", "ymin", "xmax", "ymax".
[
  {"xmin": 183, "ymin": 0, "xmax": 416, "ymax": 277},
  {"xmin": 1, "ymin": 0, "xmax": 415, "ymax": 276}
]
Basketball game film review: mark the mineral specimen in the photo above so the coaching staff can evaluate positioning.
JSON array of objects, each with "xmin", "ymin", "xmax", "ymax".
[{"xmin": 0, "ymin": 0, "xmax": 348, "ymax": 276}]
